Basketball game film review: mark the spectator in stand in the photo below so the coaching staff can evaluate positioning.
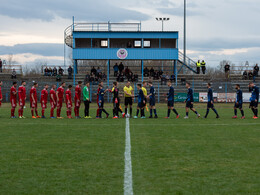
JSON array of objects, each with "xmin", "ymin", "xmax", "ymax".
[
  {"xmin": 48, "ymin": 67, "xmax": 52, "ymax": 76},
  {"xmin": 158, "ymin": 69, "xmax": 163, "ymax": 77},
  {"xmin": 97, "ymin": 67, "xmax": 101, "ymax": 75},
  {"xmin": 90, "ymin": 73, "xmax": 95, "ymax": 82},
  {"xmin": 11, "ymin": 69, "xmax": 17, "ymax": 79},
  {"xmin": 144, "ymin": 67, "xmax": 149, "ymax": 77},
  {"xmin": 161, "ymin": 73, "xmax": 166, "ymax": 85},
  {"xmin": 117, "ymin": 72, "xmax": 124, "ymax": 82},
  {"xmin": 165, "ymin": 73, "xmax": 170, "ymax": 81},
  {"xmin": 68, "ymin": 66, "xmax": 73, "ymax": 79},
  {"xmin": 128, "ymin": 72, "xmax": 134, "ymax": 82},
  {"xmin": 58, "ymin": 67, "xmax": 64, "ymax": 76},
  {"xmin": 254, "ymin": 64, "xmax": 259, "ymax": 77},
  {"xmin": 53, "ymin": 67, "xmax": 57, "ymax": 76},
  {"xmin": 201, "ymin": 60, "xmax": 206, "ymax": 74},
  {"xmin": 118, "ymin": 62, "xmax": 124, "ymax": 75},
  {"xmin": 0, "ymin": 58, "xmax": 3, "ymax": 73},
  {"xmin": 127, "ymin": 41, "xmax": 132, "ymax": 48},
  {"xmin": 253, "ymin": 69, "xmax": 258, "ymax": 82},
  {"xmin": 113, "ymin": 63, "xmax": 119, "ymax": 76},
  {"xmin": 170, "ymin": 74, "xmax": 175, "ymax": 82},
  {"xmin": 125, "ymin": 66, "xmax": 131, "ymax": 78},
  {"xmin": 224, "ymin": 63, "xmax": 230, "ymax": 79},
  {"xmin": 85, "ymin": 72, "xmax": 90, "ymax": 82},
  {"xmin": 150, "ymin": 67, "xmax": 155, "ymax": 77},
  {"xmin": 102, "ymin": 73, "xmax": 107, "ymax": 81},
  {"xmin": 44, "ymin": 67, "xmax": 48, "ymax": 76},
  {"xmin": 242, "ymin": 70, "xmax": 248, "ymax": 80},
  {"xmin": 91, "ymin": 66, "xmax": 97, "ymax": 76},
  {"xmin": 248, "ymin": 71, "xmax": 253, "ymax": 80}
]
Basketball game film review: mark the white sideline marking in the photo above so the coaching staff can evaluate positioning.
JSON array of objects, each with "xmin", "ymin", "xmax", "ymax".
[
  {"xmin": 131, "ymin": 123, "xmax": 260, "ymax": 127},
  {"xmin": 124, "ymin": 118, "xmax": 133, "ymax": 195}
]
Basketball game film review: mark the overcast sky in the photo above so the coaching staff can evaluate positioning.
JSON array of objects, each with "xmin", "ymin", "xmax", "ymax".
[{"xmin": 0, "ymin": 0, "xmax": 259, "ymax": 67}]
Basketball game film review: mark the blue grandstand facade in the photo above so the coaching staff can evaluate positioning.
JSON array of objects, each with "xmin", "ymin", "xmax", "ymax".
[{"xmin": 64, "ymin": 21, "xmax": 180, "ymax": 85}]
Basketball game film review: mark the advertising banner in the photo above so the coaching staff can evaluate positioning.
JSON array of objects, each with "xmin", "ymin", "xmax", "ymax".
[
  {"xmin": 199, "ymin": 93, "xmax": 218, "ymax": 102},
  {"xmin": 174, "ymin": 93, "xmax": 199, "ymax": 102}
]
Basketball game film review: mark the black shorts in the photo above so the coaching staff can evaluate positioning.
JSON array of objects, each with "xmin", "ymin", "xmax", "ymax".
[
  {"xmin": 186, "ymin": 101, "xmax": 194, "ymax": 109},
  {"xmin": 207, "ymin": 102, "xmax": 214, "ymax": 108},
  {"xmin": 150, "ymin": 98, "xmax": 155, "ymax": 106},
  {"xmin": 168, "ymin": 100, "xmax": 174, "ymax": 107},
  {"xmin": 234, "ymin": 102, "xmax": 243, "ymax": 109},
  {"xmin": 250, "ymin": 101, "xmax": 258, "ymax": 108},
  {"xmin": 125, "ymin": 97, "xmax": 132, "ymax": 106}
]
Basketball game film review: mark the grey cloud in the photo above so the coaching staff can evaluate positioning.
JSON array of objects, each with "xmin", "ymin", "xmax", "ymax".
[
  {"xmin": 0, "ymin": 43, "xmax": 64, "ymax": 56},
  {"xmin": 0, "ymin": 0, "xmax": 150, "ymax": 22}
]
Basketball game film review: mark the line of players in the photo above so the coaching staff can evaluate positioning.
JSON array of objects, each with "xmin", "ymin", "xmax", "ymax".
[{"xmin": 0, "ymin": 80, "xmax": 258, "ymax": 119}]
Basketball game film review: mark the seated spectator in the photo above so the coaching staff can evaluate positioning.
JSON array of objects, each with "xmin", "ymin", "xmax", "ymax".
[
  {"xmin": 158, "ymin": 70, "xmax": 163, "ymax": 76},
  {"xmin": 117, "ymin": 73, "xmax": 125, "ymax": 82},
  {"xmin": 91, "ymin": 66, "xmax": 97, "ymax": 76},
  {"xmin": 97, "ymin": 67, "xmax": 102, "ymax": 75},
  {"xmin": 85, "ymin": 72, "xmax": 90, "ymax": 82},
  {"xmin": 170, "ymin": 74, "xmax": 175, "ymax": 81},
  {"xmin": 242, "ymin": 70, "xmax": 248, "ymax": 80},
  {"xmin": 248, "ymin": 71, "xmax": 253, "ymax": 80},
  {"xmin": 68, "ymin": 66, "xmax": 73, "ymax": 79},
  {"xmin": 165, "ymin": 73, "xmax": 170, "ymax": 81},
  {"xmin": 150, "ymin": 67, "xmax": 155, "ymax": 77},
  {"xmin": 128, "ymin": 72, "xmax": 134, "ymax": 82},
  {"xmin": 53, "ymin": 67, "xmax": 57, "ymax": 76},
  {"xmin": 253, "ymin": 70, "xmax": 258, "ymax": 82},
  {"xmin": 134, "ymin": 74, "xmax": 138, "ymax": 82},
  {"xmin": 125, "ymin": 66, "xmax": 131, "ymax": 78},
  {"xmin": 144, "ymin": 67, "xmax": 149, "ymax": 77},
  {"xmin": 102, "ymin": 73, "xmax": 107, "ymax": 81},
  {"xmin": 113, "ymin": 63, "xmax": 119, "ymax": 77},
  {"xmin": 161, "ymin": 74, "xmax": 167, "ymax": 85},
  {"xmin": 58, "ymin": 66, "xmax": 64, "ymax": 76},
  {"xmin": 44, "ymin": 67, "xmax": 48, "ymax": 76},
  {"xmin": 90, "ymin": 73, "xmax": 95, "ymax": 82},
  {"xmin": 11, "ymin": 69, "xmax": 17, "ymax": 79},
  {"xmin": 48, "ymin": 67, "xmax": 52, "ymax": 76},
  {"xmin": 56, "ymin": 74, "xmax": 61, "ymax": 81}
]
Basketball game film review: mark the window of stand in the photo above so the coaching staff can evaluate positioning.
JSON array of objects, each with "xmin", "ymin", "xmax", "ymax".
[
  {"xmin": 101, "ymin": 40, "xmax": 108, "ymax": 48},
  {"xmin": 144, "ymin": 40, "xmax": 151, "ymax": 48},
  {"xmin": 134, "ymin": 40, "xmax": 142, "ymax": 48}
]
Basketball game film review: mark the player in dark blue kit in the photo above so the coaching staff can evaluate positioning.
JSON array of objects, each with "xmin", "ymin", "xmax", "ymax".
[
  {"xmin": 134, "ymin": 84, "xmax": 145, "ymax": 119},
  {"xmin": 204, "ymin": 83, "xmax": 220, "ymax": 119},
  {"xmin": 184, "ymin": 82, "xmax": 200, "ymax": 119},
  {"xmin": 232, "ymin": 84, "xmax": 245, "ymax": 119},
  {"xmin": 98, "ymin": 84, "xmax": 110, "ymax": 118},
  {"xmin": 147, "ymin": 81, "xmax": 158, "ymax": 118},
  {"xmin": 165, "ymin": 81, "xmax": 180, "ymax": 119},
  {"xmin": 249, "ymin": 82, "xmax": 259, "ymax": 119}
]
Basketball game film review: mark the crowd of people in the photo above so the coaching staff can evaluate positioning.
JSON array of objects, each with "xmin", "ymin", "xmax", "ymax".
[
  {"xmin": 84, "ymin": 67, "xmax": 107, "ymax": 83},
  {"xmin": 113, "ymin": 63, "xmax": 138, "ymax": 82},
  {"xmin": 242, "ymin": 64, "xmax": 259, "ymax": 81},
  {"xmin": 0, "ymin": 79, "xmax": 258, "ymax": 120}
]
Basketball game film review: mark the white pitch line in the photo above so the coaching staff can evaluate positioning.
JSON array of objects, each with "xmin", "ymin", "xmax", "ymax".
[
  {"xmin": 124, "ymin": 118, "xmax": 133, "ymax": 195},
  {"xmin": 131, "ymin": 123, "xmax": 260, "ymax": 127}
]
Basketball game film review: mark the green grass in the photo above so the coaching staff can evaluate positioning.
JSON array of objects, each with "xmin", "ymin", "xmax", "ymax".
[{"xmin": 0, "ymin": 103, "xmax": 259, "ymax": 194}]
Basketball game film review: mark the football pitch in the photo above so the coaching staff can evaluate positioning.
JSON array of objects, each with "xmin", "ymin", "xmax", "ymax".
[{"xmin": 0, "ymin": 103, "xmax": 259, "ymax": 194}]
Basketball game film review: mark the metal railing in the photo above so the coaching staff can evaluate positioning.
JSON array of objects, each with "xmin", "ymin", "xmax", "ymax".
[{"xmin": 178, "ymin": 51, "xmax": 197, "ymax": 73}]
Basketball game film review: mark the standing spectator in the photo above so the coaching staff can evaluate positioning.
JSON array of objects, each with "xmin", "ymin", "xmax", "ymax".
[
  {"xmin": 253, "ymin": 69, "xmax": 258, "ymax": 82},
  {"xmin": 254, "ymin": 64, "xmax": 259, "ymax": 77},
  {"xmin": 11, "ymin": 69, "xmax": 17, "ymax": 79},
  {"xmin": 196, "ymin": 60, "xmax": 201, "ymax": 74},
  {"xmin": 44, "ymin": 67, "xmax": 48, "ymax": 76},
  {"xmin": 201, "ymin": 60, "xmax": 206, "ymax": 74},
  {"xmin": 68, "ymin": 66, "xmax": 73, "ymax": 79},
  {"xmin": 118, "ymin": 62, "xmax": 124, "ymax": 74},
  {"xmin": 224, "ymin": 63, "xmax": 230, "ymax": 79},
  {"xmin": 91, "ymin": 66, "xmax": 97, "ymax": 76},
  {"xmin": 127, "ymin": 41, "xmax": 132, "ymax": 48},
  {"xmin": 48, "ymin": 67, "xmax": 52, "ymax": 76},
  {"xmin": 0, "ymin": 58, "xmax": 2, "ymax": 73},
  {"xmin": 58, "ymin": 66, "xmax": 64, "ymax": 76},
  {"xmin": 113, "ymin": 63, "xmax": 119, "ymax": 76},
  {"xmin": 53, "ymin": 67, "xmax": 57, "ymax": 76}
]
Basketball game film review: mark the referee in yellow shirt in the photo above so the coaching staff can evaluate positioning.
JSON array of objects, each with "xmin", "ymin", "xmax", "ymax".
[
  {"xmin": 141, "ymin": 81, "xmax": 148, "ymax": 118},
  {"xmin": 124, "ymin": 81, "xmax": 134, "ymax": 117}
]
